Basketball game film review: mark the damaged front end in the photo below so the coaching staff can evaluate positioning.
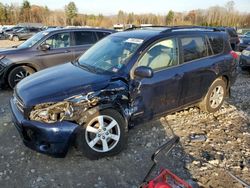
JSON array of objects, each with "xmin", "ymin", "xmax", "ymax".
[{"xmin": 29, "ymin": 86, "xmax": 129, "ymax": 125}]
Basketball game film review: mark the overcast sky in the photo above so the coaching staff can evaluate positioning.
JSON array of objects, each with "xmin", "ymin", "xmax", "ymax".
[{"xmin": 2, "ymin": 0, "xmax": 250, "ymax": 15}]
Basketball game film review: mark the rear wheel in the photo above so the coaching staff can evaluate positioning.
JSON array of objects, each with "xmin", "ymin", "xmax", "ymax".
[
  {"xmin": 199, "ymin": 78, "xmax": 227, "ymax": 113},
  {"xmin": 8, "ymin": 66, "xmax": 35, "ymax": 88},
  {"xmin": 75, "ymin": 109, "xmax": 127, "ymax": 160}
]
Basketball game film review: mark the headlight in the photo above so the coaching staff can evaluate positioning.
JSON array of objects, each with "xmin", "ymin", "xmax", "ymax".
[
  {"xmin": 0, "ymin": 55, "xmax": 5, "ymax": 60},
  {"xmin": 29, "ymin": 101, "xmax": 73, "ymax": 123},
  {"xmin": 242, "ymin": 50, "xmax": 250, "ymax": 56}
]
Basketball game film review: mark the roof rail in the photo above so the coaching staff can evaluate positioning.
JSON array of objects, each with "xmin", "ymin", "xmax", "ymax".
[
  {"xmin": 124, "ymin": 25, "xmax": 169, "ymax": 31},
  {"xmin": 160, "ymin": 25, "xmax": 221, "ymax": 33}
]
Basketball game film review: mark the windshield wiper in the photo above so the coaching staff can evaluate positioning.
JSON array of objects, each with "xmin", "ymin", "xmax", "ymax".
[{"xmin": 75, "ymin": 60, "xmax": 97, "ymax": 73}]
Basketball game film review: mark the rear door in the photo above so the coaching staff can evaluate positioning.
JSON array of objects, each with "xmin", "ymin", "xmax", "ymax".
[
  {"xmin": 71, "ymin": 31, "xmax": 98, "ymax": 60},
  {"xmin": 36, "ymin": 32, "xmax": 74, "ymax": 68},
  {"xmin": 131, "ymin": 37, "xmax": 183, "ymax": 120},
  {"xmin": 178, "ymin": 34, "xmax": 223, "ymax": 106}
]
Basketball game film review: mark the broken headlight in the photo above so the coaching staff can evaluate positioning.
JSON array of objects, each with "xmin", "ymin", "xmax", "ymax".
[{"xmin": 29, "ymin": 101, "xmax": 73, "ymax": 123}]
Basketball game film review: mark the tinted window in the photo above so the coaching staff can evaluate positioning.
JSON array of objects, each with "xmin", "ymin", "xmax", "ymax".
[
  {"xmin": 226, "ymin": 28, "xmax": 237, "ymax": 37},
  {"xmin": 138, "ymin": 38, "xmax": 179, "ymax": 71},
  {"xmin": 181, "ymin": 37, "xmax": 207, "ymax": 62},
  {"xmin": 44, "ymin": 32, "xmax": 70, "ymax": 49},
  {"xmin": 208, "ymin": 35, "xmax": 224, "ymax": 54},
  {"xmin": 96, "ymin": 32, "xmax": 111, "ymax": 40},
  {"xmin": 74, "ymin": 31, "xmax": 96, "ymax": 45}
]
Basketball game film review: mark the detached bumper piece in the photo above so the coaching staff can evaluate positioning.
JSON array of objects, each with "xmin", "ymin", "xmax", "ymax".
[{"xmin": 10, "ymin": 97, "xmax": 79, "ymax": 157}]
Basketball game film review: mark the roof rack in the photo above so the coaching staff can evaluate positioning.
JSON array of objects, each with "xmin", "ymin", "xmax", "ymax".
[
  {"xmin": 124, "ymin": 25, "xmax": 169, "ymax": 31},
  {"xmin": 161, "ymin": 25, "xmax": 221, "ymax": 33},
  {"xmin": 124, "ymin": 25, "xmax": 221, "ymax": 32}
]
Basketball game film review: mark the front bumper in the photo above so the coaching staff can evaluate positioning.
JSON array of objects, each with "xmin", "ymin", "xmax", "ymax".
[
  {"xmin": 10, "ymin": 97, "xmax": 80, "ymax": 157},
  {"xmin": 239, "ymin": 55, "xmax": 250, "ymax": 69}
]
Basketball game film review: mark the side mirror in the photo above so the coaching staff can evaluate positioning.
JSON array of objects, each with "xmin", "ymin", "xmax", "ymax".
[
  {"xmin": 134, "ymin": 66, "xmax": 153, "ymax": 78},
  {"xmin": 40, "ymin": 43, "xmax": 50, "ymax": 51}
]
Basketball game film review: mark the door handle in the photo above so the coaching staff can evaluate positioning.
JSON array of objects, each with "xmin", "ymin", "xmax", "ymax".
[
  {"xmin": 64, "ymin": 50, "xmax": 70, "ymax": 53},
  {"xmin": 174, "ymin": 73, "xmax": 183, "ymax": 79}
]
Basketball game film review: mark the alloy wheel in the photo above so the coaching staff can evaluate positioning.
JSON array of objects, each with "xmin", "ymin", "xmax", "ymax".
[
  {"xmin": 209, "ymin": 86, "xmax": 224, "ymax": 109},
  {"xmin": 14, "ymin": 70, "xmax": 30, "ymax": 84},
  {"xmin": 85, "ymin": 115, "xmax": 121, "ymax": 152}
]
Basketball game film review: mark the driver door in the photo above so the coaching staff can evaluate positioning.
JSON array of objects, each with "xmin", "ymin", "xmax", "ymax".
[
  {"xmin": 130, "ymin": 38, "xmax": 183, "ymax": 121},
  {"xmin": 36, "ymin": 32, "xmax": 74, "ymax": 69}
]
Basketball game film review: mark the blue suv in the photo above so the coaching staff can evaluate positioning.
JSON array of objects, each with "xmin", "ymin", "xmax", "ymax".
[{"xmin": 10, "ymin": 26, "xmax": 238, "ymax": 159}]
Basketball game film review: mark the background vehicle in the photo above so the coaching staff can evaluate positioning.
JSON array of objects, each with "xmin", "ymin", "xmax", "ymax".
[
  {"xmin": 239, "ymin": 36, "xmax": 250, "ymax": 51},
  {"xmin": 3, "ymin": 26, "xmax": 24, "ymax": 39},
  {"xmin": 0, "ymin": 28, "xmax": 115, "ymax": 88},
  {"xmin": 239, "ymin": 47, "xmax": 250, "ymax": 71},
  {"xmin": 11, "ymin": 26, "xmax": 238, "ymax": 159},
  {"xmin": 218, "ymin": 27, "xmax": 240, "ymax": 51},
  {"xmin": 9, "ymin": 27, "xmax": 42, "ymax": 41}
]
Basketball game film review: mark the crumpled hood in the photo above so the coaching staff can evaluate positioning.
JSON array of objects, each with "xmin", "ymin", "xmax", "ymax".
[{"xmin": 16, "ymin": 63, "xmax": 112, "ymax": 107}]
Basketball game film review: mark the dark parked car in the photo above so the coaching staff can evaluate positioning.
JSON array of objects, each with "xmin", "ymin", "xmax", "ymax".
[
  {"xmin": 9, "ymin": 27, "xmax": 42, "ymax": 41},
  {"xmin": 239, "ymin": 36, "xmax": 250, "ymax": 51},
  {"xmin": 0, "ymin": 28, "xmax": 115, "ymax": 88},
  {"xmin": 218, "ymin": 27, "xmax": 240, "ymax": 51},
  {"xmin": 10, "ymin": 26, "xmax": 238, "ymax": 159},
  {"xmin": 239, "ymin": 46, "xmax": 250, "ymax": 71}
]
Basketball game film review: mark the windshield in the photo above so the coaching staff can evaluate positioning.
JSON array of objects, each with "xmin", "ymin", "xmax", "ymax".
[
  {"xmin": 78, "ymin": 36, "xmax": 143, "ymax": 73},
  {"xmin": 18, "ymin": 31, "xmax": 49, "ymax": 49}
]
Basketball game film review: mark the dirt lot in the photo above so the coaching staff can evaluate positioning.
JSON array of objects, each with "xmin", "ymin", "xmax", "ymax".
[
  {"xmin": 0, "ymin": 40, "xmax": 22, "ymax": 48},
  {"xmin": 0, "ymin": 40, "xmax": 249, "ymax": 188}
]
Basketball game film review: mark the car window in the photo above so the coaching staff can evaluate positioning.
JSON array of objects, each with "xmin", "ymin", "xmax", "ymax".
[
  {"xmin": 227, "ymin": 28, "xmax": 238, "ymax": 37},
  {"xmin": 96, "ymin": 32, "xmax": 111, "ymax": 40},
  {"xmin": 44, "ymin": 32, "xmax": 70, "ymax": 49},
  {"xmin": 181, "ymin": 37, "xmax": 208, "ymax": 62},
  {"xmin": 138, "ymin": 38, "xmax": 179, "ymax": 71},
  {"xmin": 74, "ymin": 31, "xmax": 96, "ymax": 45},
  {"xmin": 208, "ymin": 35, "xmax": 224, "ymax": 55}
]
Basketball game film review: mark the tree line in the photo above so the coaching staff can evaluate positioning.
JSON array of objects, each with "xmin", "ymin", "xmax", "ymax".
[{"xmin": 0, "ymin": 0, "xmax": 249, "ymax": 28}]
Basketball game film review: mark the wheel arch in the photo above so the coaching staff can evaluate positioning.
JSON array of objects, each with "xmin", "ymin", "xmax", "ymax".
[
  {"xmin": 4, "ymin": 63, "xmax": 37, "ymax": 83},
  {"xmin": 80, "ymin": 104, "xmax": 129, "ymax": 132}
]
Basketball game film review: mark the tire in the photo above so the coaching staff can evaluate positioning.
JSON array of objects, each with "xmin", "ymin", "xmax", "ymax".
[
  {"xmin": 8, "ymin": 66, "xmax": 35, "ymax": 88},
  {"xmin": 13, "ymin": 36, "xmax": 19, "ymax": 42},
  {"xmin": 75, "ymin": 109, "xmax": 127, "ymax": 160},
  {"xmin": 199, "ymin": 78, "xmax": 227, "ymax": 113}
]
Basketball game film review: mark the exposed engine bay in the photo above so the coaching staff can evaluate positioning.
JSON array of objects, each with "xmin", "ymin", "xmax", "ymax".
[{"xmin": 29, "ymin": 87, "xmax": 129, "ymax": 124}]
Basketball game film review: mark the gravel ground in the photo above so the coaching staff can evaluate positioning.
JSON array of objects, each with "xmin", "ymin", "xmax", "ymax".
[
  {"xmin": 0, "ymin": 40, "xmax": 22, "ymax": 48},
  {"xmin": 0, "ymin": 41, "xmax": 249, "ymax": 188}
]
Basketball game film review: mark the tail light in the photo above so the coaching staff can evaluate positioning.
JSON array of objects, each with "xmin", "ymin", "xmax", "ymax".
[{"xmin": 230, "ymin": 50, "xmax": 238, "ymax": 59}]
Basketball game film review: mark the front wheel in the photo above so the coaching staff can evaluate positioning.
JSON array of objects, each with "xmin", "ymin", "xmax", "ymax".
[
  {"xmin": 75, "ymin": 109, "xmax": 127, "ymax": 160},
  {"xmin": 8, "ymin": 66, "xmax": 35, "ymax": 88},
  {"xmin": 12, "ymin": 35, "xmax": 19, "ymax": 42},
  {"xmin": 199, "ymin": 78, "xmax": 227, "ymax": 113}
]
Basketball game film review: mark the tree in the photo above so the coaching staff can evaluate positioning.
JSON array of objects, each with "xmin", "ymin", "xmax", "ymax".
[
  {"xmin": 165, "ymin": 10, "xmax": 174, "ymax": 25},
  {"xmin": 65, "ymin": 1, "xmax": 78, "ymax": 25},
  {"xmin": 20, "ymin": 0, "xmax": 31, "ymax": 22},
  {"xmin": 0, "ymin": 3, "xmax": 8, "ymax": 24}
]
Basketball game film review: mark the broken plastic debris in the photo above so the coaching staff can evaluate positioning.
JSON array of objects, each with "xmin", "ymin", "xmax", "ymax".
[{"xmin": 189, "ymin": 133, "xmax": 207, "ymax": 142}]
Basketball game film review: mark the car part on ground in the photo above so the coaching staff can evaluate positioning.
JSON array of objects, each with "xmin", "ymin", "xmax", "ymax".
[{"xmin": 140, "ymin": 135, "xmax": 195, "ymax": 188}]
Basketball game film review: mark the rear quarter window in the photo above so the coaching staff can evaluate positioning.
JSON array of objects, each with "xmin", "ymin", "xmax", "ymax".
[
  {"xmin": 74, "ymin": 31, "xmax": 97, "ymax": 45},
  {"xmin": 208, "ymin": 35, "xmax": 224, "ymax": 54},
  {"xmin": 181, "ymin": 36, "xmax": 208, "ymax": 62},
  {"xmin": 96, "ymin": 32, "xmax": 111, "ymax": 40}
]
